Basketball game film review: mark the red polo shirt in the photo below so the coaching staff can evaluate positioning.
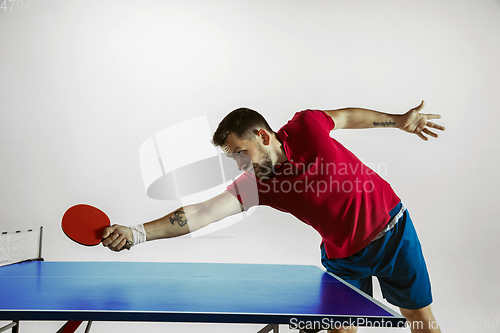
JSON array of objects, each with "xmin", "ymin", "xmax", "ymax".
[{"xmin": 226, "ymin": 110, "xmax": 400, "ymax": 258}]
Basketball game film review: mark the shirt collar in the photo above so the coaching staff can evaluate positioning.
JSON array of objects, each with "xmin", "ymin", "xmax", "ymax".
[{"xmin": 276, "ymin": 129, "xmax": 294, "ymax": 166}]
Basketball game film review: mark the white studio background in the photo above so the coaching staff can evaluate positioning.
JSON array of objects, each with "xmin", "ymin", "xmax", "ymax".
[{"xmin": 1, "ymin": 0, "xmax": 499, "ymax": 332}]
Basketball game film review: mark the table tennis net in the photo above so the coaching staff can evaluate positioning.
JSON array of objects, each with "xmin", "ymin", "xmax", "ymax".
[{"xmin": 0, "ymin": 227, "xmax": 43, "ymax": 267}]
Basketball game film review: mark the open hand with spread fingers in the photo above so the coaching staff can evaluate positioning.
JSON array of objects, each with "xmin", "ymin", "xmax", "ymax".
[{"xmin": 399, "ymin": 101, "xmax": 445, "ymax": 140}]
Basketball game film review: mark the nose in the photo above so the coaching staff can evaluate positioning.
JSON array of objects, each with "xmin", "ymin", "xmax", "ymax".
[
  {"xmin": 237, "ymin": 160, "xmax": 247, "ymax": 171},
  {"xmin": 234, "ymin": 156, "xmax": 249, "ymax": 171},
  {"xmin": 231, "ymin": 153, "xmax": 251, "ymax": 171}
]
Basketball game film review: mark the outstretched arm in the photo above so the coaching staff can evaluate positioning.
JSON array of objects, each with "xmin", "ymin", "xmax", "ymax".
[
  {"xmin": 102, "ymin": 191, "xmax": 243, "ymax": 251},
  {"xmin": 324, "ymin": 101, "xmax": 445, "ymax": 141}
]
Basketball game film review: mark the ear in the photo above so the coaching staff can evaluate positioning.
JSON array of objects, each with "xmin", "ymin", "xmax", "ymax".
[{"xmin": 257, "ymin": 129, "xmax": 271, "ymax": 145}]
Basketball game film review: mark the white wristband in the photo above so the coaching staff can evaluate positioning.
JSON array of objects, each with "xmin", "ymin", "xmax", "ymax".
[{"xmin": 130, "ymin": 224, "xmax": 147, "ymax": 246}]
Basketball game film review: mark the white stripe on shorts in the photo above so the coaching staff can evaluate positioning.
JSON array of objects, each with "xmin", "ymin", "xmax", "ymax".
[{"xmin": 371, "ymin": 202, "xmax": 406, "ymax": 242}]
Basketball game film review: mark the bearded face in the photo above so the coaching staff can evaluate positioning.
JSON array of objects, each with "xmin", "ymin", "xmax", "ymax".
[{"xmin": 222, "ymin": 133, "xmax": 278, "ymax": 180}]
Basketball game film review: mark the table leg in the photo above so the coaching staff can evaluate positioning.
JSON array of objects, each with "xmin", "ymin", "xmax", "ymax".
[
  {"xmin": 55, "ymin": 321, "xmax": 83, "ymax": 333},
  {"xmin": 257, "ymin": 324, "xmax": 279, "ymax": 333},
  {"xmin": 0, "ymin": 321, "xmax": 18, "ymax": 333},
  {"xmin": 84, "ymin": 321, "xmax": 92, "ymax": 333}
]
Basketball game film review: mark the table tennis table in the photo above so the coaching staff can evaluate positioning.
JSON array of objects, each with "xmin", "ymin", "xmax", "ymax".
[{"xmin": 0, "ymin": 261, "xmax": 406, "ymax": 332}]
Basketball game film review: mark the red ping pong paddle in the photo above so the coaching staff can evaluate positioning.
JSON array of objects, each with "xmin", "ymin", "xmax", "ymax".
[{"xmin": 62, "ymin": 204, "xmax": 132, "ymax": 250}]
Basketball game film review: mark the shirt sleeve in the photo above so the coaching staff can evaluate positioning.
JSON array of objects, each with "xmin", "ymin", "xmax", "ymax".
[
  {"xmin": 301, "ymin": 109, "xmax": 335, "ymax": 131},
  {"xmin": 225, "ymin": 172, "xmax": 260, "ymax": 210}
]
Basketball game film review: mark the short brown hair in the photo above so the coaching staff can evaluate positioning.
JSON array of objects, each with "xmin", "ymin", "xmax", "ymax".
[{"xmin": 212, "ymin": 108, "xmax": 273, "ymax": 146}]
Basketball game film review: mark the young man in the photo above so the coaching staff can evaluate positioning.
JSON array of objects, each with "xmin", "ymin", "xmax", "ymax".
[{"xmin": 103, "ymin": 101, "xmax": 444, "ymax": 333}]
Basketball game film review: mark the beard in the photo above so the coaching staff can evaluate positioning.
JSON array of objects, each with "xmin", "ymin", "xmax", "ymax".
[{"xmin": 253, "ymin": 149, "xmax": 275, "ymax": 180}]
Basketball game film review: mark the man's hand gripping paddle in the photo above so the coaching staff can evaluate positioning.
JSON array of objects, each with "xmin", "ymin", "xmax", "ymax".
[{"xmin": 62, "ymin": 204, "xmax": 132, "ymax": 250}]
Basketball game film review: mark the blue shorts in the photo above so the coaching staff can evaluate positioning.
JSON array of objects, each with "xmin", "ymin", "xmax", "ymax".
[{"xmin": 321, "ymin": 202, "xmax": 433, "ymax": 310}]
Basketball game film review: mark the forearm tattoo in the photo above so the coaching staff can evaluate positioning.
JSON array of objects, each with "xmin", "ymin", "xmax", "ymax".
[
  {"xmin": 373, "ymin": 121, "xmax": 396, "ymax": 127},
  {"xmin": 169, "ymin": 210, "xmax": 188, "ymax": 227}
]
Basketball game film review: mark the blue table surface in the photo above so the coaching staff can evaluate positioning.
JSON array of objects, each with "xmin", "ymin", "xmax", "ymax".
[{"xmin": 0, "ymin": 261, "xmax": 402, "ymax": 324}]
